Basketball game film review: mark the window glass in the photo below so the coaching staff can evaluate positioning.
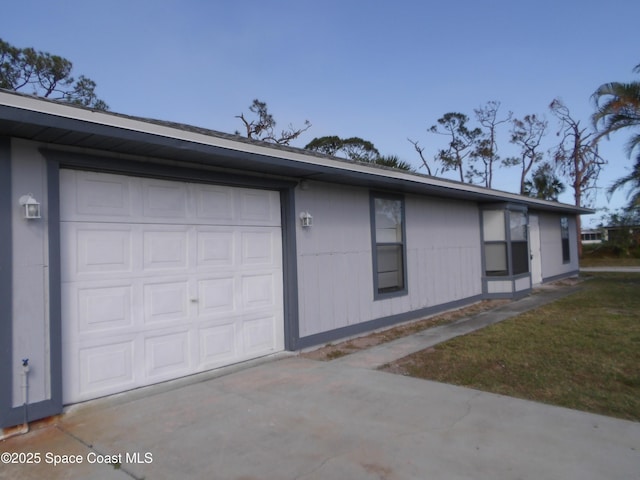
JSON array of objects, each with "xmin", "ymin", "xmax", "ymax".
[
  {"xmin": 485, "ymin": 243, "xmax": 508, "ymax": 276},
  {"xmin": 561, "ymin": 217, "xmax": 569, "ymax": 238},
  {"xmin": 483, "ymin": 210, "xmax": 505, "ymax": 241},
  {"xmin": 510, "ymin": 211, "xmax": 527, "ymax": 241},
  {"xmin": 511, "ymin": 242, "xmax": 529, "ymax": 274},
  {"xmin": 561, "ymin": 217, "xmax": 570, "ymax": 263},
  {"xmin": 372, "ymin": 196, "xmax": 405, "ymax": 296},
  {"xmin": 375, "ymin": 198, "xmax": 402, "ymax": 243},
  {"xmin": 483, "ymin": 208, "xmax": 529, "ymax": 276},
  {"xmin": 376, "ymin": 245, "xmax": 404, "ymax": 292}
]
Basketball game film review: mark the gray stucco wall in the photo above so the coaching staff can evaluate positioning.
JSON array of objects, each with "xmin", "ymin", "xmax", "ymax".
[
  {"xmin": 10, "ymin": 139, "xmax": 51, "ymax": 407},
  {"xmin": 538, "ymin": 211, "xmax": 580, "ymax": 280},
  {"xmin": 295, "ymin": 181, "xmax": 483, "ymax": 339}
]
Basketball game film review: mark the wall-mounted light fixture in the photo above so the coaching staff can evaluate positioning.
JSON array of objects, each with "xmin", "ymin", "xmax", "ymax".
[
  {"xmin": 19, "ymin": 194, "xmax": 41, "ymax": 219},
  {"xmin": 299, "ymin": 211, "xmax": 313, "ymax": 228}
]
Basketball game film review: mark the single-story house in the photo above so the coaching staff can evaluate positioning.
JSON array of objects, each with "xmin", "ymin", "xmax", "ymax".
[
  {"xmin": 581, "ymin": 225, "xmax": 640, "ymax": 245},
  {"xmin": 581, "ymin": 229, "xmax": 604, "ymax": 244},
  {"xmin": 0, "ymin": 90, "xmax": 592, "ymax": 429}
]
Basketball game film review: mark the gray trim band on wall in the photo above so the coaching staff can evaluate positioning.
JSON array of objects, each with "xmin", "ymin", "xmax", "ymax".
[{"xmin": 0, "ymin": 137, "xmax": 14, "ymax": 427}]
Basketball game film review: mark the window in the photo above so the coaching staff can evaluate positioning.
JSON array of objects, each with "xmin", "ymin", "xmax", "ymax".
[
  {"xmin": 561, "ymin": 216, "xmax": 570, "ymax": 263},
  {"xmin": 482, "ymin": 208, "xmax": 529, "ymax": 277},
  {"xmin": 581, "ymin": 232, "xmax": 602, "ymax": 242},
  {"xmin": 483, "ymin": 210, "xmax": 508, "ymax": 276},
  {"xmin": 510, "ymin": 211, "xmax": 529, "ymax": 275},
  {"xmin": 371, "ymin": 194, "xmax": 406, "ymax": 297}
]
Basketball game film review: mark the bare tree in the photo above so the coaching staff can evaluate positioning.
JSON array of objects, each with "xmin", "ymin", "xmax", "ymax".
[
  {"xmin": 429, "ymin": 112, "xmax": 481, "ymax": 183},
  {"xmin": 505, "ymin": 114, "xmax": 548, "ymax": 195},
  {"xmin": 550, "ymin": 98, "xmax": 606, "ymax": 256},
  {"xmin": 407, "ymin": 138, "xmax": 435, "ymax": 175},
  {"xmin": 236, "ymin": 99, "xmax": 311, "ymax": 145},
  {"xmin": 472, "ymin": 101, "xmax": 512, "ymax": 188}
]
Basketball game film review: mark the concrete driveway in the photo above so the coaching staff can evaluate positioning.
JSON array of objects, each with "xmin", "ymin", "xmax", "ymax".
[
  {"xmin": 1, "ymin": 282, "xmax": 639, "ymax": 479},
  {"xmin": 2, "ymin": 357, "xmax": 639, "ymax": 480}
]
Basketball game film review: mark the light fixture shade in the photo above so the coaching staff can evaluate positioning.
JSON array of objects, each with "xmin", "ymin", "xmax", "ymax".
[
  {"xmin": 299, "ymin": 211, "xmax": 312, "ymax": 227},
  {"xmin": 19, "ymin": 194, "xmax": 41, "ymax": 219}
]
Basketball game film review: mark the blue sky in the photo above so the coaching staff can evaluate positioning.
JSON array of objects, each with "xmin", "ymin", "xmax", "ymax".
[{"xmin": 2, "ymin": 0, "xmax": 638, "ymax": 226}]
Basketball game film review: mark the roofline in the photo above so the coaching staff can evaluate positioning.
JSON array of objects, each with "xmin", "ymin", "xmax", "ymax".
[{"xmin": 0, "ymin": 90, "xmax": 594, "ymax": 215}]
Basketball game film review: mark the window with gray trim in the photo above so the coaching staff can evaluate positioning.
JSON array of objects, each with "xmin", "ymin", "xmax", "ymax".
[
  {"xmin": 561, "ymin": 216, "xmax": 570, "ymax": 263},
  {"xmin": 482, "ymin": 209, "xmax": 529, "ymax": 276},
  {"xmin": 483, "ymin": 210, "xmax": 508, "ymax": 276},
  {"xmin": 510, "ymin": 211, "xmax": 529, "ymax": 274},
  {"xmin": 371, "ymin": 194, "xmax": 406, "ymax": 296}
]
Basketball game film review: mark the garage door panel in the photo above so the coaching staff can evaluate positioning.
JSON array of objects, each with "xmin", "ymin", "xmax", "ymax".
[
  {"xmin": 241, "ymin": 230, "xmax": 278, "ymax": 266},
  {"xmin": 194, "ymin": 185, "xmax": 234, "ymax": 222},
  {"xmin": 237, "ymin": 189, "xmax": 280, "ymax": 225},
  {"xmin": 142, "ymin": 180, "xmax": 189, "ymax": 218},
  {"xmin": 143, "ymin": 229, "xmax": 189, "ymax": 271},
  {"xmin": 61, "ymin": 171, "xmax": 284, "ymax": 404},
  {"xmin": 144, "ymin": 330, "xmax": 191, "ymax": 379},
  {"xmin": 78, "ymin": 340, "xmax": 136, "ymax": 398},
  {"xmin": 70, "ymin": 226, "xmax": 134, "ymax": 276},
  {"xmin": 196, "ymin": 230, "xmax": 235, "ymax": 267},
  {"xmin": 143, "ymin": 281, "xmax": 189, "ymax": 324},
  {"xmin": 78, "ymin": 285, "xmax": 133, "ymax": 332},
  {"xmin": 243, "ymin": 315, "xmax": 277, "ymax": 354},
  {"xmin": 60, "ymin": 170, "xmax": 133, "ymax": 220},
  {"xmin": 197, "ymin": 277, "xmax": 236, "ymax": 315},
  {"xmin": 241, "ymin": 273, "xmax": 278, "ymax": 309},
  {"xmin": 198, "ymin": 322, "xmax": 238, "ymax": 365}
]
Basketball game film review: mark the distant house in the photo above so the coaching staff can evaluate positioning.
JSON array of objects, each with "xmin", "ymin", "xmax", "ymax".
[
  {"xmin": 0, "ymin": 90, "xmax": 592, "ymax": 429},
  {"xmin": 581, "ymin": 225, "xmax": 640, "ymax": 245},
  {"xmin": 581, "ymin": 229, "xmax": 604, "ymax": 244}
]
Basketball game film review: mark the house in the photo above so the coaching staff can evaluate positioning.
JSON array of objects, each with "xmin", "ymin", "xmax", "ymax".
[
  {"xmin": 581, "ymin": 225, "xmax": 640, "ymax": 246},
  {"xmin": 581, "ymin": 229, "xmax": 604, "ymax": 244},
  {"xmin": 0, "ymin": 90, "xmax": 591, "ymax": 429}
]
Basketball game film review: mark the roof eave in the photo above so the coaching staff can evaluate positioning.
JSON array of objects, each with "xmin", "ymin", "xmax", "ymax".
[{"xmin": 0, "ymin": 90, "xmax": 594, "ymax": 216}]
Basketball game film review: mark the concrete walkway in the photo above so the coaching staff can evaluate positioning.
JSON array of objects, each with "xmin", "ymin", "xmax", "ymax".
[
  {"xmin": 1, "ymin": 283, "xmax": 639, "ymax": 480},
  {"xmin": 580, "ymin": 266, "xmax": 640, "ymax": 272}
]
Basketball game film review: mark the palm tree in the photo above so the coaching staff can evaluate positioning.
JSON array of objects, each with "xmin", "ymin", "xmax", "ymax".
[
  {"xmin": 592, "ymin": 64, "xmax": 640, "ymax": 206},
  {"xmin": 607, "ymin": 157, "xmax": 640, "ymax": 209},
  {"xmin": 374, "ymin": 155, "xmax": 413, "ymax": 171},
  {"xmin": 524, "ymin": 162, "xmax": 565, "ymax": 201}
]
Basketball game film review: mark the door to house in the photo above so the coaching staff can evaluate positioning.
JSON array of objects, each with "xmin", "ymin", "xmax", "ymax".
[
  {"xmin": 60, "ymin": 170, "xmax": 284, "ymax": 404},
  {"xmin": 529, "ymin": 214, "xmax": 542, "ymax": 285}
]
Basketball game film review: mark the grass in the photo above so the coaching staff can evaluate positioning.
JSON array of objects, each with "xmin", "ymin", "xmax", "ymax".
[
  {"xmin": 383, "ymin": 273, "xmax": 640, "ymax": 421},
  {"xmin": 579, "ymin": 256, "xmax": 640, "ymax": 267},
  {"xmin": 580, "ymin": 243, "xmax": 640, "ymax": 267},
  {"xmin": 302, "ymin": 300, "xmax": 508, "ymax": 361}
]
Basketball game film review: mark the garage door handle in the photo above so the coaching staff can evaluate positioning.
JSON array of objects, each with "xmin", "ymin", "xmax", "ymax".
[{"xmin": 190, "ymin": 298, "xmax": 199, "ymax": 303}]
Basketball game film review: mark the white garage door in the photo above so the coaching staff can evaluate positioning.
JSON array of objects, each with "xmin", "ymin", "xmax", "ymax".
[{"xmin": 60, "ymin": 170, "xmax": 284, "ymax": 404}]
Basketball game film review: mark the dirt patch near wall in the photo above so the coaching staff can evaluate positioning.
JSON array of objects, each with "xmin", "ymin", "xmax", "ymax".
[{"xmin": 300, "ymin": 299, "xmax": 510, "ymax": 361}]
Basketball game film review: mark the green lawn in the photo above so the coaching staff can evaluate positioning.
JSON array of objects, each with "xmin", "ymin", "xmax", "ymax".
[
  {"xmin": 579, "ymin": 257, "xmax": 640, "ymax": 267},
  {"xmin": 384, "ymin": 273, "xmax": 640, "ymax": 421}
]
